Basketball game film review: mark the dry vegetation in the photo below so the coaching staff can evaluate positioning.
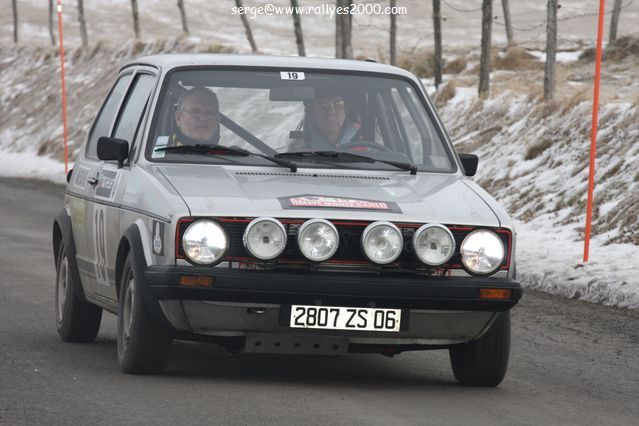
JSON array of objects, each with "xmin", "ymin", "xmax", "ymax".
[
  {"xmin": 579, "ymin": 35, "xmax": 639, "ymax": 62},
  {"xmin": 398, "ymin": 49, "xmax": 435, "ymax": 78},
  {"xmin": 2, "ymin": 35, "xmax": 638, "ymax": 245},
  {"xmin": 524, "ymin": 138, "xmax": 553, "ymax": 160},
  {"xmin": 494, "ymin": 46, "xmax": 543, "ymax": 71},
  {"xmin": 432, "ymin": 38, "xmax": 639, "ymax": 245}
]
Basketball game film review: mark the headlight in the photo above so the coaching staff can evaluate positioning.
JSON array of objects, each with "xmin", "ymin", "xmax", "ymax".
[
  {"xmin": 297, "ymin": 219, "xmax": 339, "ymax": 262},
  {"xmin": 460, "ymin": 229, "xmax": 505, "ymax": 274},
  {"xmin": 362, "ymin": 221, "xmax": 403, "ymax": 264},
  {"xmin": 243, "ymin": 217, "xmax": 287, "ymax": 260},
  {"xmin": 413, "ymin": 224, "xmax": 455, "ymax": 266},
  {"xmin": 182, "ymin": 219, "xmax": 228, "ymax": 265}
]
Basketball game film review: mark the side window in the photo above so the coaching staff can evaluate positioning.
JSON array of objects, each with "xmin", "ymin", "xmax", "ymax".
[
  {"xmin": 405, "ymin": 87, "xmax": 451, "ymax": 168},
  {"xmin": 391, "ymin": 88, "xmax": 422, "ymax": 163},
  {"xmin": 86, "ymin": 74, "xmax": 132, "ymax": 159},
  {"xmin": 112, "ymin": 73, "xmax": 156, "ymax": 147}
]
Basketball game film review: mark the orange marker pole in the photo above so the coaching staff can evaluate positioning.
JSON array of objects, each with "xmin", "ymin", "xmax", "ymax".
[
  {"xmin": 583, "ymin": 0, "xmax": 606, "ymax": 262},
  {"xmin": 56, "ymin": 0, "xmax": 69, "ymax": 174}
]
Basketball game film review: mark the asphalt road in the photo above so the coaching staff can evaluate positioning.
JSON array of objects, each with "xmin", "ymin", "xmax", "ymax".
[{"xmin": 1, "ymin": 177, "xmax": 638, "ymax": 425}]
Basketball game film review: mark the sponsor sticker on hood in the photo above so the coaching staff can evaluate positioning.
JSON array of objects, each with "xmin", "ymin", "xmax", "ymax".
[{"xmin": 279, "ymin": 194, "xmax": 402, "ymax": 213}]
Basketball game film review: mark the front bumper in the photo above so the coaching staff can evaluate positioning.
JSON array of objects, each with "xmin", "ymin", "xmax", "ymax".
[
  {"xmin": 140, "ymin": 266, "xmax": 521, "ymax": 349},
  {"xmin": 144, "ymin": 266, "xmax": 522, "ymax": 311}
]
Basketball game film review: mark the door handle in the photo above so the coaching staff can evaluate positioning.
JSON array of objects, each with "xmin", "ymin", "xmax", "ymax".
[{"xmin": 87, "ymin": 177, "xmax": 99, "ymax": 186}]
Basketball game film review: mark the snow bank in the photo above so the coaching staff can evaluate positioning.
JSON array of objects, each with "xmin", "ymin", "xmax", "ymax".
[
  {"xmin": 517, "ymin": 219, "xmax": 639, "ymax": 310},
  {"xmin": 0, "ymin": 151, "xmax": 67, "ymax": 185}
]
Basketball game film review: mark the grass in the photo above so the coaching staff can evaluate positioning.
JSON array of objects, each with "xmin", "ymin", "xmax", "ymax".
[
  {"xmin": 525, "ymin": 138, "xmax": 554, "ymax": 161},
  {"xmin": 397, "ymin": 49, "xmax": 469, "ymax": 79},
  {"xmin": 433, "ymin": 81, "xmax": 457, "ymax": 106},
  {"xmin": 495, "ymin": 46, "xmax": 543, "ymax": 71},
  {"xmin": 398, "ymin": 49, "xmax": 435, "ymax": 78},
  {"xmin": 600, "ymin": 162, "xmax": 623, "ymax": 181},
  {"xmin": 579, "ymin": 34, "xmax": 639, "ymax": 63},
  {"xmin": 443, "ymin": 56, "xmax": 467, "ymax": 74}
]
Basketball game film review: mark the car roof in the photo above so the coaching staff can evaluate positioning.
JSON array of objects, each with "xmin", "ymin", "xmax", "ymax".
[{"xmin": 123, "ymin": 53, "xmax": 416, "ymax": 79}]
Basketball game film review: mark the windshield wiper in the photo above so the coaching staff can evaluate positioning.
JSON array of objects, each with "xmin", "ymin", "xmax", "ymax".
[
  {"xmin": 275, "ymin": 150, "xmax": 417, "ymax": 175},
  {"xmin": 156, "ymin": 144, "xmax": 298, "ymax": 172}
]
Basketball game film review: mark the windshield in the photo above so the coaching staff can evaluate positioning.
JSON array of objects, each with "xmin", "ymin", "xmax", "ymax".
[{"xmin": 146, "ymin": 69, "xmax": 455, "ymax": 173}]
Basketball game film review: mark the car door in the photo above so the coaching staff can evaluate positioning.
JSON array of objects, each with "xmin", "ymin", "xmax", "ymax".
[
  {"xmin": 71, "ymin": 72, "xmax": 133, "ymax": 299},
  {"xmin": 89, "ymin": 69, "xmax": 158, "ymax": 302}
]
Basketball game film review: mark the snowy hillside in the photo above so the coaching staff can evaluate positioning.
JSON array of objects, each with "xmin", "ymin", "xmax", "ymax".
[
  {"xmin": 436, "ymin": 84, "xmax": 639, "ymax": 309},
  {"xmin": 1, "ymin": 28, "xmax": 638, "ymax": 309}
]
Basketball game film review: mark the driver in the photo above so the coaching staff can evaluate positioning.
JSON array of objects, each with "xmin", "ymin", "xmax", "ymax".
[
  {"xmin": 293, "ymin": 92, "xmax": 361, "ymax": 151},
  {"xmin": 171, "ymin": 87, "xmax": 221, "ymax": 146}
]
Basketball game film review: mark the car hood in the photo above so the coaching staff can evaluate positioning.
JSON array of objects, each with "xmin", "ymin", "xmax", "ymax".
[{"xmin": 155, "ymin": 165, "xmax": 500, "ymax": 227}]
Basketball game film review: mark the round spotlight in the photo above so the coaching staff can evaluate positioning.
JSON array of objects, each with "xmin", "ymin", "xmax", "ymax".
[
  {"xmin": 243, "ymin": 217, "xmax": 287, "ymax": 260},
  {"xmin": 182, "ymin": 219, "xmax": 228, "ymax": 265},
  {"xmin": 413, "ymin": 224, "xmax": 455, "ymax": 266},
  {"xmin": 297, "ymin": 219, "xmax": 339, "ymax": 262},
  {"xmin": 460, "ymin": 229, "xmax": 505, "ymax": 275},
  {"xmin": 362, "ymin": 221, "xmax": 403, "ymax": 264}
]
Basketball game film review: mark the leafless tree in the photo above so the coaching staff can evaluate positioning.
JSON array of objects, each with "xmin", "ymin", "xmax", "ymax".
[
  {"xmin": 291, "ymin": 0, "xmax": 305, "ymax": 56},
  {"xmin": 501, "ymin": 0, "xmax": 515, "ymax": 47},
  {"xmin": 236, "ymin": 0, "xmax": 258, "ymax": 53},
  {"xmin": 78, "ymin": 0, "xmax": 88, "ymax": 48},
  {"xmin": 544, "ymin": 0, "xmax": 558, "ymax": 101},
  {"xmin": 335, "ymin": 0, "xmax": 353, "ymax": 59},
  {"xmin": 390, "ymin": 0, "xmax": 397, "ymax": 65},
  {"xmin": 432, "ymin": 0, "xmax": 443, "ymax": 88},
  {"xmin": 177, "ymin": 0, "xmax": 189, "ymax": 36},
  {"xmin": 609, "ymin": 0, "xmax": 623, "ymax": 45},
  {"xmin": 49, "ymin": 0, "xmax": 56, "ymax": 46},
  {"xmin": 12, "ymin": 0, "xmax": 18, "ymax": 43},
  {"xmin": 131, "ymin": 0, "xmax": 141, "ymax": 39},
  {"xmin": 478, "ymin": 0, "xmax": 493, "ymax": 98}
]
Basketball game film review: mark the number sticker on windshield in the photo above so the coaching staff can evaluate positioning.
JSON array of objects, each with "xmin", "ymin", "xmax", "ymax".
[{"xmin": 280, "ymin": 71, "xmax": 305, "ymax": 81}]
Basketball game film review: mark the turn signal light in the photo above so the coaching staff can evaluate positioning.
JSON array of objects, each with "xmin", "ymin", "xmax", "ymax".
[
  {"xmin": 479, "ymin": 288, "xmax": 512, "ymax": 300},
  {"xmin": 179, "ymin": 275, "xmax": 214, "ymax": 287}
]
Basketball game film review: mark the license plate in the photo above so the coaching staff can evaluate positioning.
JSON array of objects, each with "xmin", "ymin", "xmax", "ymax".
[{"xmin": 289, "ymin": 305, "xmax": 401, "ymax": 332}]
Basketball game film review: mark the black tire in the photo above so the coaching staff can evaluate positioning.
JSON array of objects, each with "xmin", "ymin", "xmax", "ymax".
[
  {"xmin": 117, "ymin": 252, "xmax": 172, "ymax": 374},
  {"xmin": 449, "ymin": 311, "xmax": 511, "ymax": 387},
  {"xmin": 55, "ymin": 243, "xmax": 102, "ymax": 342}
]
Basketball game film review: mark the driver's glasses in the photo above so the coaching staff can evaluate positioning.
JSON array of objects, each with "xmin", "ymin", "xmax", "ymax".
[
  {"xmin": 181, "ymin": 108, "xmax": 219, "ymax": 119},
  {"xmin": 309, "ymin": 99, "xmax": 345, "ymax": 113}
]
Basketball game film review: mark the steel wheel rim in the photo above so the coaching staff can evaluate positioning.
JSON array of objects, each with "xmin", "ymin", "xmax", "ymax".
[
  {"xmin": 56, "ymin": 256, "xmax": 69, "ymax": 324},
  {"xmin": 122, "ymin": 278, "xmax": 135, "ymax": 349}
]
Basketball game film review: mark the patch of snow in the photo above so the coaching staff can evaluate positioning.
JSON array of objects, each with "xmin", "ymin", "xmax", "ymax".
[
  {"xmin": 0, "ymin": 152, "xmax": 68, "ymax": 185},
  {"xmin": 517, "ymin": 219, "xmax": 639, "ymax": 309},
  {"xmin": 529, "ymin": 50, "xmax": 584, "ymax": 63}
]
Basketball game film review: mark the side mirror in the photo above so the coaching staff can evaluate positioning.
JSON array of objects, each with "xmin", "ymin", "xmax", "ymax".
[
  {"xmin": 458, "ymin": 153, "xmax": 478, "ymax": 177},
  {"xmin": 66, "ymin": 168, "xmax": 73, "ymax": 183},
  {"xmin": 97, "ymin": 136, "xmax": 129, "ymax": 168}
]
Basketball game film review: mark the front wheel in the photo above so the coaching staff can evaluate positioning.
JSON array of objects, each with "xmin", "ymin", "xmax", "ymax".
[
  {"xmin": 55, "ymin": 243, "xmax": 102, "ymax": 342},
  {"xmin": 117, "ymin": 252, "xmax": 172, "ymax": 374},
  {"xmin": 449, "ymin": 311, "xmax": 511, "ymax": 387}
]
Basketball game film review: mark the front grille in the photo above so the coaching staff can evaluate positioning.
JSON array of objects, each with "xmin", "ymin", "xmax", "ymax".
[{"xmin": 177, "ymin": 218, "xmax": 511, "ymax": 272}]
